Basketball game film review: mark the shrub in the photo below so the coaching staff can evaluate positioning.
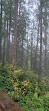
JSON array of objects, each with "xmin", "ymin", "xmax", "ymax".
[{"xmin": 0, "ymin": 64, "xmax": 49, "ymax": 111}]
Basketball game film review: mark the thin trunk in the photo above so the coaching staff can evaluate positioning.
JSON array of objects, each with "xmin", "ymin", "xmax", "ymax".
[
  {"xmin": 6, "ymin": 21, "xmax": 9, "ymax": 61},
  {"xmin": 0, "ymin": 0, "xmax": 2, "ymax": 61},
  {"xmin": 44, "ymin": 25, "xmax": 47, "ymax": 76},
  {"xmin": 6, "ymin": 9, "xmax": 11, "ymax": 61},
  {"xmin": 26, "ymin": 36, "xmax": 28, "ymax": 68},
  {"xmin": 30, "ymin": 34, "xmax": 33, "ymax": 69},
  {"xmin": 38, "ymin": 1, "xmax": 42, "ymax": 81},
  {"xmin": 34, "ymin": 23, "xmax": 39, "ymax": 71},
  {"xmin": 13, "ymin": 0, "xmax": 18, "ymax": 69},
  {"xmin": 44, "ymin": 8, "xmax": 47, "ymax": 76},
  {"xmin": 2, "ymin": 17, "xmax": 6, "ymax": 66},
  {"xmin": 21, "ymin": 39, "xmax": 24, "ymax": 67}
]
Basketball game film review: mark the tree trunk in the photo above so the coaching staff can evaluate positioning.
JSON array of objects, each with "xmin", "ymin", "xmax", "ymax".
[
  {"xmin": 6, "ymin": 20, "xmax": 9, "ymax": 61},
  {"xmin": 2, "ymin": 17, "xmax": 6, "ymax": 66},
  {"xmin": 38, "ymin": 1, "xmax": 42, "ymax": 81},
  {"xmin": 0, "ymin": 0, "xmax": 2, "ymax": 61},
  {"xmin": 44, "ymin": 26, "xmax": 47, "ymax": 76},
  {"xmin": 30, "ymin": 33, "xmax": 33, "ymax": 69},
  {"xmin": 21, "ymin": 39, "xmax": 24, "ymax": 67},
  {"xmin": 26, "ymin": 36, "xmax": 29, "ymax": 68},
  {"xmin": 13, "ymin": 0, "xmax": 18, "ymax": 69},
  {"xmin": 6, "ymin": 11, "xmax": 11, "ymax": 61},
  {"xmin": 35, "ymin": 23, "xmax": 39, "ymax": 72}
]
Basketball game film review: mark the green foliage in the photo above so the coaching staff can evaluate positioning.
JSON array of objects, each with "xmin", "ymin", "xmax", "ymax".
[
  {"xmin": 0, "ymin": 63, "xmax": 49, "ymax": 111},
  {"xmin": 39, "ymin": 77, "xmax": 49, "ymax": 95}
]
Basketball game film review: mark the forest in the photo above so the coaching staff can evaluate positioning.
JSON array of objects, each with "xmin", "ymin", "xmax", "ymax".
[{"xmin": 0, "ymin": 0, "xmax": 49, "ymax": 111}]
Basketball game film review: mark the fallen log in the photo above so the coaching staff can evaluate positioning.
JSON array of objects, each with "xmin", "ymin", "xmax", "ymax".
[{"xmin": 0, "ymin": 90, "xmax": 24, "ymax": 111}]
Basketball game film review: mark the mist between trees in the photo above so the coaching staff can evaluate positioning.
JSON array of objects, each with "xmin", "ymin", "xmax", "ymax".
[{"xmin": 0, "ymin": 0, "xmax": 49, "ymax": 81}]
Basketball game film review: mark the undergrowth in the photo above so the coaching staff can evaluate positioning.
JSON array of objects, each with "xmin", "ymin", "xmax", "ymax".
[{"xmin": 0, "ymin": 63, "xmax": 49, "ymax": 111}]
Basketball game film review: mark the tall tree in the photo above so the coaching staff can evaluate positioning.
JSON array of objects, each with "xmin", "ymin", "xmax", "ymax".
[
  {"xmin": 13, "ymin": 0, "xmax": 18, "ymax": 69},
  {"xmin": 2, "ymin": 17, "xmax": 6, "ymax": 66},
  {"xmin": 6, "ymin": 0, "xmax": 12, "ymax": 61},
  {"xmin": 38, "ymin": 0, "xmax": 42, "ymax": 81},
  {"xmin": 44, "ymin": 7, "xmax": 48, "ymax": 76},
  {"xmin": 44, "ymin": 24, "xmax": 47, "ymax": 76},
  {"xmin": 30, "ymin": 33, "xmax": 33, "ymax": 69},
  {"xmin": 0, "ymin": 0, "xmax": 2, "ymax": 61}
]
